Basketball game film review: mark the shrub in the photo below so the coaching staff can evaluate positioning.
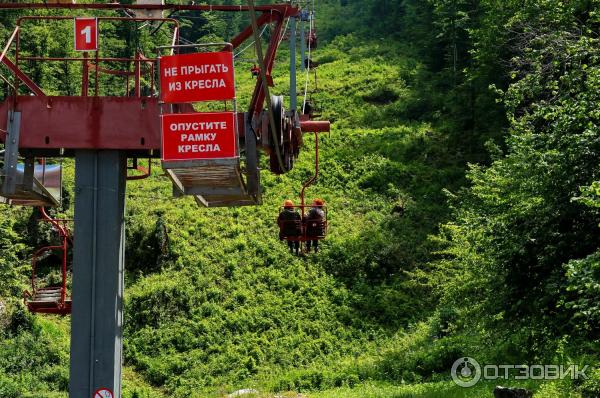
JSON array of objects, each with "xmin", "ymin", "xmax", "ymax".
[
  {"xmin": 579, "ymin": 367, "xmax": 600, "ymax": 398},
  {"xmin": 362, "ymin": 86, "xmax": 400, "ymax": 105},
  {"xmin": 0, "ymin": 373, "xmax": 20, "ymax": 398}
]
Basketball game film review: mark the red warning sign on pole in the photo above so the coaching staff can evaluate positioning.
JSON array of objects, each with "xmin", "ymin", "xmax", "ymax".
[
  {"xmin": 159, "ymin": 52, "xmax": 235, "ymax": 103},
  {"xmin": 74, "ymin": 18, "xmax": 98, "ymax": 52},
  {"xmin": 93, "ymin": 388, "xmax": 113, "ymax": 398},
  {"xmin": 161, "ymin": 112, "xmax": 237, "ymax": 161}
]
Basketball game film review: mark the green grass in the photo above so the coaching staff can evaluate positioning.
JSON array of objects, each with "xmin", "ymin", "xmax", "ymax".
[
  {"xmin": 309, "ymin": 380, "xmax": 583, "ymax": 398},
  {"xmin": 0, "ymin": 16, "xmax": 593, "ymax": 398},
  {"xmin": 310, "ymin": 382, "xmax": 490, "ymax": 398},
  {"xmin": 119, "ymin": 36, "xmax": 452, "ymax": 396}
]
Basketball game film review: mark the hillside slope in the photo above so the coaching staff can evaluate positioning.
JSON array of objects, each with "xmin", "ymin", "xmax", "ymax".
[
  {"xmin": 0, "ymin": 29, "xmax": 460, "ymax": 398},
  {"xmin": 2, "ymin": 1, "xmax": 600, "ymax": 397},
  {"xmin": 121, "ymin": 36, "xmax": 457, "ymax": 396}
]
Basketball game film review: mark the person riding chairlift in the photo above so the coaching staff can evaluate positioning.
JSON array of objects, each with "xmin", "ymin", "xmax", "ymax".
[
  {"xmin": 278, "ymin": 199, "xmax": 302, "ymax": 255},
  {"xmin": 304, "ymin": 198, "xmax": 325, "ymax": 253}
]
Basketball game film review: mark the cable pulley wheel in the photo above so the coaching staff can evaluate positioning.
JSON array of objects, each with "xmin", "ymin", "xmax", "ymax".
[{"xmin": 269, "ymin": 95, "xmax": 291, "ymax": 174}]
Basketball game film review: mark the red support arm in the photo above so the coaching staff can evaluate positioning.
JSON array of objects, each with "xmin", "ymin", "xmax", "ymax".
[
  {"xmin": 0, "ymin": 25, "xmax": 45, "ymax": 96},
  {"xmin": 1, "ymin": 56, "xmax": 46, "ymax": 97},
  {"xmin": 248, "ymin": 14, "xmax": 285, "ymax": 117},
  {"xmin": 230, "ymin": 12, "xmax": 273, "ymax": 50},
  {"xmin": 300, "ymin": 121, "xmax": 331, "ymax": 133}
]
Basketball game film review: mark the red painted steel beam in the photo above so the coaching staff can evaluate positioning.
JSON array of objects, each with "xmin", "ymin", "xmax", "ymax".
[
  {"xmin": 300, "ymin": 120, "xmax": 331, "ymax": 133},
  {"xmin": 0, "ymin": 97, "xmax": 247, "ymax": 149},
  {"xmin": 88, "ymin": 64, "xmax": 135, "ymax": 77},
  {"xmin": 81, "ymin": 52, "xmax": 89, "ymax": 97},
  {"xmin": 134, "ymin": 52, "xmax": 141, "ymax": 98},
  {"xmin": 249, "ymin": 15, "xmax": 285, "ymax": 117},
  {"xmin": 19, "ymin": 56, "xmax": 156, "ymax": 63},
  {"xmin": 230, "ymin": 12, "xmax": 273, "ymax": 49},
  {"xmin": 0, "ymin": 96, "xmax": 159, "ymax": 149},
  {"xmin": 0, "ymin": 26, "xmax": 19, "ymax": 65},
  {"xmin": 17, "ymin": 15, "xmax": 180, "ymax": 24},
  {"xmin": 0, "ymin": 3, "xmax": 300, "ymax": 17},
  {"xmin": 137, "ymin": 53, "xmax": 158, "ymax": 66},
  {"xmin": 1, "ymin": 56, "xmax": 46, "ymax": 96}
]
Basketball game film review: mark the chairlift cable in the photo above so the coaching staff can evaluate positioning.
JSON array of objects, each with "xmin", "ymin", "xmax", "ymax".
[
  {"xmin": 178, "ymin": 36, "xmax": 195, "ymax": 45},
  {"xmin": 277, "ymin": 14, "xmax": 291, "ymax": 48},
  {"xmin": 302, "ymin": 7, "xmax": 313, "ymax": 114},
  {"xmin": 234, "ymin": 25, "xmax": 268, "ymax": 58}
]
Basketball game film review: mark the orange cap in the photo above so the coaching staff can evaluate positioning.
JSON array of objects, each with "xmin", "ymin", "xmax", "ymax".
[
  {"xmin": 283, "ymin": 199, "xmax": 294, "ymax": 208},
  {"xmin": 313, "ymin": 198, "xmax": 325, "ymax": 206}
]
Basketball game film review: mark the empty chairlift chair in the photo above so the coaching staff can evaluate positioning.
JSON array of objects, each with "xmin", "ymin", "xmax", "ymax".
[
  {"xmin": 23, "ymin": 207, "xmax": 72, "ymax": 315},
  {"xmin": 0, "ymin": 161, "xmax": 62, "ymax": 207},
  {"xmin": 1, "ymin": 112, "xmax": 71, "ymax": 314}
]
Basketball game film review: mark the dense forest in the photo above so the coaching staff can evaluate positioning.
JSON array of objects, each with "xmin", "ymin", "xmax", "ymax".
[{"xmin": 0, "ymin": 0, "xmax": 599, "ymax": 397}]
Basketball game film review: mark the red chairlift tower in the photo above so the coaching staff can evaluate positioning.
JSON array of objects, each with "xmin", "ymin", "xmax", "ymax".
[{"xmin": 0, "ymin": 2, "xmax": 329, "ymax": 397}]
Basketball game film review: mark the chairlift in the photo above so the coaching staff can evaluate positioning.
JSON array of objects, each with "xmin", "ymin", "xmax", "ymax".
[
  {"xmin": 278, "ymin": 203, "xmax": 328, "ymax": 244},
  {"xmin": 307, "ymin": 31, "xmax": 317, "ymax": 49},
  {"xmin": 250, "ymin": 64, "xmax": 260, "ymax": 78},
  {"xmin": 303, "ymin": 92, "xmax": 322, "ymax": 119},
  {"xmin": 277, "ymin": 131, "xmax": 327, "ymax": 253},
  {"xmin": 0, "ymin": 161, "xmax": 62, "ymax": 207},
  {"xmin": 23, "ymin": 207, "xmax": 72, "ymax": 315},
  {"xmin": 0, "ymin": 153, "xmax": 70, "ymax": 313},
  {"xmin": 160, "ymin": 43, "xmax": 260, "ymax": 207}
]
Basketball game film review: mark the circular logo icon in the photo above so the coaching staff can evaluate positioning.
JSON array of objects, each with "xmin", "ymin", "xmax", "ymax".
[
  {"xmin": 451, "ymin": 357, "xmax": 481, "ymax": 387},
  {"xmin": 94, "ymin": 388, "xmax": 114, "ymax": 398}
]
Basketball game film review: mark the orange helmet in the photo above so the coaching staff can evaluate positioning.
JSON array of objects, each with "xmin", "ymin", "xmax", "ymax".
[
  {"xmin": 283, "ymin": 199, "xmax": 294, "ymax": 209},
  {"xmin": 313, "ymin": 198, "xmax": 325, "ymax": 207}
]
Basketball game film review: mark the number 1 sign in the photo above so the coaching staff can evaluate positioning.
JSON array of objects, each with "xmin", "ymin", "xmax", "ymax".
[{"xmin": 74, "ymin": 18, "xmax": 98, "ymax": 52}]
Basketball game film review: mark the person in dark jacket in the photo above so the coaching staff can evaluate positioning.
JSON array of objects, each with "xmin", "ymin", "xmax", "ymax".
[
  {"xmin": 278, "ymin": 199, "xmax": 302, "ymax": 255},
  {"xmin": 304, "ymin": 198, "xmax": 325, "ymax": 253}
]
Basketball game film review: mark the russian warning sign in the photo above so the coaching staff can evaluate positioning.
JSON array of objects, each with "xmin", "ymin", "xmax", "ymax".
[
  {"xmin": 161, "ymin": 112, "xmax": 237, "ymax": 161},
  {"xmin": 159, "ymin": 51, "xmax": 235, "ymax": 103}
]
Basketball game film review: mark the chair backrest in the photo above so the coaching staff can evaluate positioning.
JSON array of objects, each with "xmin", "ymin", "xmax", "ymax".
[
  {"xmin": 305, "ymin": 218, "xmax": 326, "ymax": 238},
  {"xmin": 279, "ymin": 219, "xmax": 302, "ymax": 237}
]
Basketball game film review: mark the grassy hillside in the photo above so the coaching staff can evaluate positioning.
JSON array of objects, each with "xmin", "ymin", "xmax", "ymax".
[
  {"xmin": 1, "ymin": 1, "xmax": 600, "ymax": 398},
  {"xmin": 0, "ymin": 31, "xmax": 464, "ymax": 398},
  {"xmin": 121, "ymin": 36, "xmax": 460, "ymax": 396}
]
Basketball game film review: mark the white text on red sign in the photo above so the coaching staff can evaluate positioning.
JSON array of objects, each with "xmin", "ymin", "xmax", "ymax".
[
  {"xmin": 161, "ymin": 112, "xmax": 237, "ymax": 161},
  {"xmin": 74, "ymin": 18, "xmax": 98, "ymax": 52},
  {"xmin": 159, "ymin": 52, "xmax": 235, "ymax": 103}
]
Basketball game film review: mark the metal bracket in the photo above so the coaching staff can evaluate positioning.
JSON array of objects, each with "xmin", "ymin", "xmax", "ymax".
[
  {"xmin": 244, "ymin": 113, "xmax": 261, "ymax": 197},
  {"xmin": 1, "ymin": 111, "xmax": 21, "ymax": 195},
  {"xmin": 172, "ymin": 182, "xmax": 183, "ymax": 198},
  {"xmin": 22, "ymin": 156, "xmax": 34, "ymax": 191},
  {"xmin": 289, "ymin": 16, "xmax": 297, "ymax": 112},
  {"xmin": 300, "ymin": 10, "xmax": 310, "ymax": 22}
]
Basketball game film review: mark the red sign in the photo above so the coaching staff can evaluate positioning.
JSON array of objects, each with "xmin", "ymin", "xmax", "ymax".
[
  {"xmin": 159, "ymin": 52, "xmax": 235, "ymax": 103},
  {"xmin": 93, "ymin": 388, "xmax": 113, "ymax": 398},
  {"xmin": 161, "ymin": 112, "xmax": 237, "ymax": 161},
  {"xmin": 74, "ymin": 18, "xmax": 98, "ymax": 52}
]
